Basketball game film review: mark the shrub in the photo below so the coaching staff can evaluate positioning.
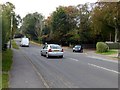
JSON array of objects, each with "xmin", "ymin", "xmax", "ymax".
[{"xmin": 96, "ymin": 42, "xmax": 109, "ymax": 53}]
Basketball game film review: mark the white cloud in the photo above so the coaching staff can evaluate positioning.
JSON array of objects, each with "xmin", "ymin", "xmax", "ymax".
[{"xmin": 1, "ymin": 0, "xmax": 97, "ymax": 18}]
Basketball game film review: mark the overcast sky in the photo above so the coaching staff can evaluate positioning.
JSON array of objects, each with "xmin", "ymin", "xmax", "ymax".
[{"xmin": 1, "ymin": 0, "xmax": 97, "ymax": 19}]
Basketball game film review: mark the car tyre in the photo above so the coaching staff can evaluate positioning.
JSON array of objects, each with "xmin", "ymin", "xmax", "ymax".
[
  {"xmin": 81, "ymin": 50, "xmax": 83, "ymax": 53},
  {"xmin": 60, "ymin": 55, "xmax": 63, "ymax": 58},
  {"xmin": 41, "ymin": 52, "xmax": 43, "ymax": 56},
  {"xmin": 46, "ymin": 53, "xmax": 49, "ymax": 58}
]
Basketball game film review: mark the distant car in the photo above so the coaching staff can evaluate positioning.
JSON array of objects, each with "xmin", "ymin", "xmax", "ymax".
[
  {"xmin": 73, "ymin": 45, "xmax": 83, "ymax": 52},
  {"xmin": 14, "ymin": 33, "xmax": 24, "ymax": 38},
  {"xmin": 41, "ymin": 44, "xmax": 64, "ymax": 58},
  {"xmin": 20, "ymin": 37, "xmax": 29, "ymax": 47}
]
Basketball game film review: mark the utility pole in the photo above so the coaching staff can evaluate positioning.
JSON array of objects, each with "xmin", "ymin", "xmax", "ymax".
[{"xmin": 9, "ymin": 13, "xmax": 13, "ymax": 48}]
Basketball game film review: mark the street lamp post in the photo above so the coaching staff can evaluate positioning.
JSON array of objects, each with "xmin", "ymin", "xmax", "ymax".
[{"xmin": 9, "ymin": 13, "xmax": 13, "ymax": 48}]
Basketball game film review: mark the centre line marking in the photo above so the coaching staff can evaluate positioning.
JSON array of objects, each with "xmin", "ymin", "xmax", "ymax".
[
  {"xmin": 88, "ymin": 63, "xmax": 120, "ymax": 74},
  {"xmin": 69, "ymin": 58, "xmax": 79, "ymax": 61}
]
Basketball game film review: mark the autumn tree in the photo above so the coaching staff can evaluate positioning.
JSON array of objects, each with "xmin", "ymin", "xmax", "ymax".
[{"xmin": 90, "ymin": 2, "xmax": 120, "ymax": 42}]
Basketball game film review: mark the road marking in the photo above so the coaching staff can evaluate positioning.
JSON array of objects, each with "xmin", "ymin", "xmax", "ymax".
[
  {"xmin": 69, "ymin": 58, "xmax": 79, "ymax": 61},
  {"xmin": 88, "ymin": 63, "xmax": 120, "ymax": 74}
]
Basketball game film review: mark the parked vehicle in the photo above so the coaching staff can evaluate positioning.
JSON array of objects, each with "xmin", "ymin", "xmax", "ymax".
[
  {"xmin": 14, "ymin": 33, "xmax": 24, "ymax": 38},
  {"xmin": 41, "ymin": 44, "xmax": 64, "ymax": 58},
  {"xmin": 73, "ymin": 45, "xmax": 83, "ymax": 52},
  {"xmin": 20, "ymin": 37, "xmax": 29, "ymax": 47}
]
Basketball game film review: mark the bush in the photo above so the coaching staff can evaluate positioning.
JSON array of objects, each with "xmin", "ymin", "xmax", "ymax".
[{"xmin": 96, "ymin": 42, "xmax": 109, "ymax": 53}]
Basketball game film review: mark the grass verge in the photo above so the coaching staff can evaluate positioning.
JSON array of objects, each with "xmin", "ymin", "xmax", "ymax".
[
  {"xmin": 2, "ymin": 74, "xmax": 8, "ymax": 88},
  {"xmin": 0, "ymin": 52, "xmax": 1, "ymax": 89},
  {"xmin": 2, "ymin": 49, "xmax": 13, "ymax": 88},
  {"xmin": 96, "ymin": 49, "xmax": 118, "ymax": 55},
  {"xmin": 30, "ymin": 41, "xmax": 42, "ymax": 46},
  {"xmin": 12, "ymin": 40, "xmax": 19, "ymax": 49},
  {"xmin": 0, "ymin": 74, "xmax": 2, "ymax": 89},
  {"xmin": 2, "ymin": 49, "xmax": 13, "ymax": 71}
]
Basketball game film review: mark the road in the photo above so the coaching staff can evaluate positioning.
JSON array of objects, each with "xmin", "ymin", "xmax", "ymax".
[{"xmin": 14, "ymin": 39, "xmax": 119, "ymax": 88}]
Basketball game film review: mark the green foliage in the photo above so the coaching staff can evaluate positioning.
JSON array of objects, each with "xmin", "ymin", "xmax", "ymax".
[
  {"xmin": 21, "ymin": 12, "xmax": 43, "ymax": 40},
  {"xmin": 96, "ymin": 42, "xmax": 109, "ymax": 53},
  {"xmin": 2, "ymin": 2, "xmax": 19, "ymax": 50},
  {"xmin": 45, "ymin": 4, "xmax": 94, "ymax": 45},
  {"xmin": 2, "ymin": 74, "xmax": 8, "ymax": 88},
  {"xmin": 21, "ymin": 2, "xmax": 120, "ymax": 45},
  {"xmin": 77, "ymin": 3, "xmax": 93, "ymax": 43},
  {"xmin": 12, "ymin": 40, "xmax": 19, "ymax": 49},
  {"xmin": 2, "ymin": 49, "xmax": 12, "ymax": 88},
  {"xmin": 97, "ymin": 49, "xmax": 118, "ymax": 55},
  {"xmin": 90, "ymin": 2, "xmax": 120, "ymax": 42},
  {"xmin": 46, "ymin": 6, "xmax": 78, "ymax": 45},
  {"xmin": 51, "ymin": 7, "xmax": 68, "ymax": 41},
  {"xmin": 0, "ymin": 74, "xmax": 1, "ymax": 89}
]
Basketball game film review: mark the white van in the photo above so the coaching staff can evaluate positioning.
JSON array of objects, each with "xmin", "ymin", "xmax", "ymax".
[{"xmin": 20, "ymin": 38, "xmax": 29, "ymax": 47}]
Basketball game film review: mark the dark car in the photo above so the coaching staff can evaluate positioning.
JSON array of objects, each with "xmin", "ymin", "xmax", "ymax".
[
  {"xmin": 73, "ymin": 45, "xmax": 83, "ymax": 52},
  {"xmin": 14, "ymin": 33, "xmax": 24, "ymax": 38}
]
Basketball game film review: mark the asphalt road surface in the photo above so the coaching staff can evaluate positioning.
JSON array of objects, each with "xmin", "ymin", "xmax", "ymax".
[{"xmin": 13, "ymin": 39, "xmax": 119, "ymax": 88}]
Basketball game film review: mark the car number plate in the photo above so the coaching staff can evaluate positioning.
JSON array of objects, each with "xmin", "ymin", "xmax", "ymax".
[{"xmin": 54, "ymin": 50, "xmax": 59, "ymax": 52}]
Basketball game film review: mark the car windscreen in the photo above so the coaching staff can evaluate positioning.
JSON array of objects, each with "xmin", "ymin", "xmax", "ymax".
[
  {"xmin": 50, "ymin": 45, "xmax": 61, "ymax": 49},
  {"xmin": 75, "ymin": 46, "xmax": 81, "ymax": 48}
]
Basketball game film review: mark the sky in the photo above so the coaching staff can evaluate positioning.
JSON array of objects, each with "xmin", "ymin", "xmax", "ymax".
[{"xmin": 1, "ymin": 0, "xmax": 97, "ymax": 19}]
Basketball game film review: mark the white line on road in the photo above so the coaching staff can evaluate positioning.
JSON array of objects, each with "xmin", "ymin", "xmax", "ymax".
[
  {"xmin": 69, "ymin": 58, "xmax": 79, "ymax": 62},
  {"xmin": 88, "ymin": 63, "xmax": 120, "ymax": 74}
]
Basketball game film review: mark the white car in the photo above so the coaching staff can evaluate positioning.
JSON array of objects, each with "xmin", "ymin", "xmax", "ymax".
[
  {"xmin": 41, "ymin": 44, "xmax": 64, "ymax": 58},
  {"xmin": 20, "ymin": 37, "xmax": 29, "ymax": 47}
]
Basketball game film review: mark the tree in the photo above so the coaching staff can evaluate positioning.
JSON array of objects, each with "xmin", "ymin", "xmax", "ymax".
[
  {"xmin": 50, "ymin": 6, "xmax": 68, "ymax": 44},
  {"xmin": 21, "ymin": 12, "xmax": 44, "ymax": 41},
  {"xmin": 76, "ymin": 3, "xmax": 93, "ymax": 43},
  {"xmin": 90, "ymin": 2, "xmax": 120, "ymax": 42},
  {"xmin": 2, "ymin": 2, "xmax": 16, "ymax": 50},
  {"xmin": 47, "ymin": 6, "xmax": 79, "ymax": 45}
]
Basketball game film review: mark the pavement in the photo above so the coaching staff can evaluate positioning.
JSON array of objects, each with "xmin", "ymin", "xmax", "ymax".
[{"xmin": 9, "ymin": 49, "xmax": 45, "ymax": 88}]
